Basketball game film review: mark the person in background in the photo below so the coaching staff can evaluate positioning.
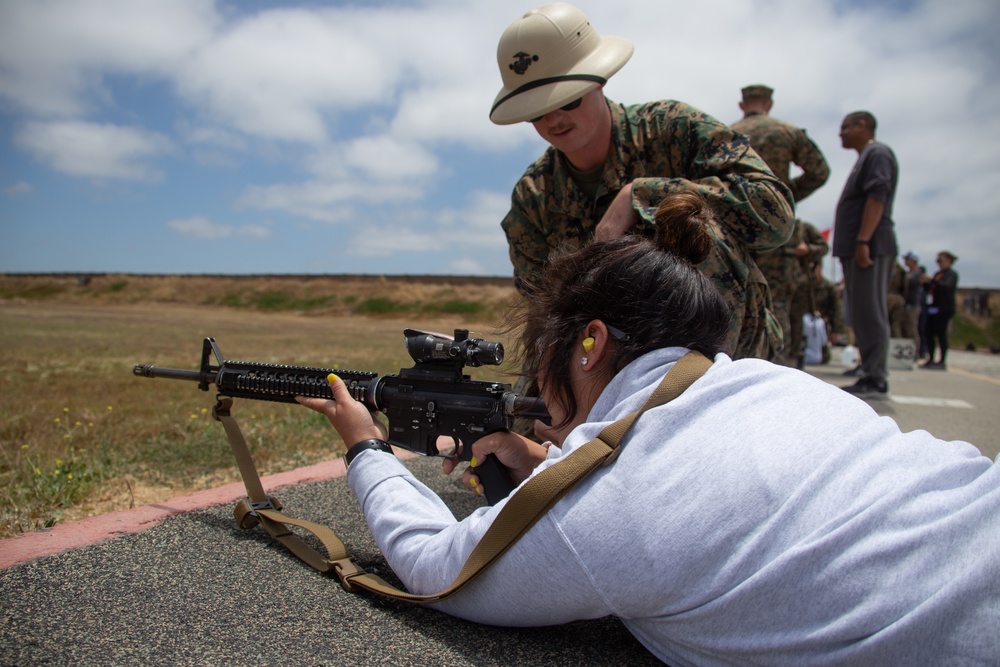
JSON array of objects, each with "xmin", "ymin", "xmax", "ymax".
[
  {"xmin": 813, "ymin": 262, "xmax": 846, "ymax": 363},
  {"xmin": 887, "ymin": 257, "xmax": 908, "ymax": 338},
  {"xmin": 298, "ymin": 192, "xmax": 999, "ymax": 667},
  {"xmin": 731, "ymin": 84, "xmax": 829, "ymax": 369},
  {"xmin": 493, "ymin": 2, "xmax": 793, "ymax": 361},
  {"xmin": 731, "ymin": 84, "xmax": 830, "ymax": 203},
  {"xmin": 920, "ymin": 251, "xmax": 959, "ymax": 370},
  {"xmin": 902, "ymin": 250, "xmax": 925, "ymax": 355},
  {"xmin": 833, "ymin": 111, "xmax": 899, "ymax": 398},
  {"xmin": 753, "ymin": 219, "xmax": 828, "ymax": 368},
  {"xmin": 802, "ymin": 309, "xmax": 828, "ymax": 366}
]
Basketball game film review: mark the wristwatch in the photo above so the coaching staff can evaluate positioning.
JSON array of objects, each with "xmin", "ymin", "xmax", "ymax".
[{"xmin": 345, "ymin": 438, "xmax": 394, "ymax": 467}]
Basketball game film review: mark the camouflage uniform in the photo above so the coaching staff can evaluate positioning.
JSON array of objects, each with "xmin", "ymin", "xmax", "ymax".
[
  {"xmin": 788, "ymin": 221, "xmax": 829, "ymax": 366},
  {"xmin": 815, "ymin": 275, "xmax": 845, "ymax": 341},
  {"xmin": 888, "ymin": 260, "xmax": 908, "ymax": 338},
  {"xmin": 753, "ymin": 219, "xmax": 828, "ymax": 366},
  {"xmin": 730, "ymin": 110, "xmax": 830, "ymax": 203},
  {"xmin": 502, "ymin": 98, "xmax": 794, "ymax": 359}
]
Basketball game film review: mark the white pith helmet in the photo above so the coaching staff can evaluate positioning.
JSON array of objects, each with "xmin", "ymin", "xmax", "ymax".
[{"xmin": 490, "ymin": 3, "xmax": 634, "ymax": 125}]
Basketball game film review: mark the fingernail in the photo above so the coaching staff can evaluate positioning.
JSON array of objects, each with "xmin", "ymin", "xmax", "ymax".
[
  {"xmin": 470, "ymin": 457, "xmax": 478, "ymax": 468},
  {"xmin": 468, "ymin": 476, "xmax": 479, "ymax": 487},
  {"xmin": 327, "ymin": 373, "xmax": 338, "ymax": 384},
  {"xmin": 473, "ymin": 486, "xmax": 483, "ymax": 495}
]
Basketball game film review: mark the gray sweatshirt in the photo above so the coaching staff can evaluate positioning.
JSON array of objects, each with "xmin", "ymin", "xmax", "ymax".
[{"xmin": 348, "ymin": 347, "xmax": 1000, "ymax": 666}]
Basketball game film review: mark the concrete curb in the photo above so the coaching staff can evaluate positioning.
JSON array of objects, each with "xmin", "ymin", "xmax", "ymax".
[{"xmin": 1, "ymin": 457, "xmax": 350, "ymax": 570}]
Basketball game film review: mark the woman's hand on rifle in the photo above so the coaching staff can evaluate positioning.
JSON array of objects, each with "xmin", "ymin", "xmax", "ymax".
[{"xmin": 297, "ymin": 374, "xmax": 387, "ymax": 448}]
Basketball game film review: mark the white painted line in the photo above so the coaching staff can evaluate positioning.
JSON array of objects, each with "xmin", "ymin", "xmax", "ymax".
[{"xmin": 890, "ymin": 395, "xmax": 974, "ymax": 409}]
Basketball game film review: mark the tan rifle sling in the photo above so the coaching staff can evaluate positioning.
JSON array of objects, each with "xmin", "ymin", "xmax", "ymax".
[{"xmin": 215, "ymin": 350, "xmax": 712, "ymax": 602}]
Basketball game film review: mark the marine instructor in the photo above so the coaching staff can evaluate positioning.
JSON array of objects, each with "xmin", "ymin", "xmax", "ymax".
[{"xmin": 492, "ymin": 2, "xmax": 794, "ymax": 359}]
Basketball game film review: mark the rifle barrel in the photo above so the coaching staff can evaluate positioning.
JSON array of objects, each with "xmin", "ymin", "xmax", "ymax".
[
  {"xmin": 511, "ymin": 395, "xmax": 550, "ymax": 423},
  {"xmin": 133, "ymin": 364, "xmax": 208, "ymax": 383}
]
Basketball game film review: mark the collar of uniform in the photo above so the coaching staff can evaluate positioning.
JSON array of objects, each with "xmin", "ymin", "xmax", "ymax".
[
  {"xmin": 606, "ymin": 99, "xmax": 634, "ymax": 187},
  {"xmin": 545, "ymin": 97, "xmax": 631, "ymax": 217}
]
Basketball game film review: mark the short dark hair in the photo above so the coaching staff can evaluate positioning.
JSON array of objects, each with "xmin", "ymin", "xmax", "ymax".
[
  {"xmin": 845, "ymin": 110, "xmax": 877, "ymax": 133},
  {"xmin": 502, "ymin": 193, "xmax": 731, "ymax": 428}
]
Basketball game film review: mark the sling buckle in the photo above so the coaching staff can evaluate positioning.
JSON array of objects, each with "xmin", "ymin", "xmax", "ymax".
[
  {"xmin": 333, "ymin": 559, "xmax": 365, "ymax": 593},
  {"xmin": 245, "ymin": 496, "xmax": 280, "ymax": 517}
]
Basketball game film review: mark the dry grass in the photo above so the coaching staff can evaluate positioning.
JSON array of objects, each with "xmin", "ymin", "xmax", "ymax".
[
  {"xmin": 0, "ymin": 273, "xmax": 516, "ymax": 316},
  {"xmin": 0, "ymin": 274, "xmax": 521, "ymax": 538}
]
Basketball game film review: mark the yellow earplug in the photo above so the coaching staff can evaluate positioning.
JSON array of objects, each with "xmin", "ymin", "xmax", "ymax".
[{"xmin": 582, "ymin": 337, "xmax": 595, "ymax": 353}]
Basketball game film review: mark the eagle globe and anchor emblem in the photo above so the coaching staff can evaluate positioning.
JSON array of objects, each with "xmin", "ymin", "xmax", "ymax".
[{"xmin": 509, "ymin": 51, "xmax": 539, "ymax": 75}]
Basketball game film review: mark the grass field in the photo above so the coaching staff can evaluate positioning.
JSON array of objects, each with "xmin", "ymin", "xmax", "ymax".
[
  {"xmin": 0, "ymin": 274, "xmax": 520, "ymax": 539},
  {"xmin": 3, "ymin": 273, "xmax": 998, "ymax": 540}
]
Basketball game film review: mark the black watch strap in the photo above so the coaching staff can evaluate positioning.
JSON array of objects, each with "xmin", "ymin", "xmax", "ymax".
[{"xmin": 345, "ymin": 438, "xmax": 394, "ymax": 467}]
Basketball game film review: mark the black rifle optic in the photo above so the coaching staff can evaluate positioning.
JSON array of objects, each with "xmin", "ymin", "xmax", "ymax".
[{"xmin": 133, "ymin": 329, "xmax": 549, "ymax": 504}]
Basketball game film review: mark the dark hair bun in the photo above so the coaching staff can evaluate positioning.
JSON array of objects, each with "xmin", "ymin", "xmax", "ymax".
[{"xmin": 652, "ymin": 192, "xmax": 715, "ymax": 265}]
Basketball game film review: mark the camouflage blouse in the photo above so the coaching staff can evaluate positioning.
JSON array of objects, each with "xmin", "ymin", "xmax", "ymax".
[
  {"xmin": 501, "ymin": 98, "xmax": 794, "ymax": 359},
  {"xmin": 731, "ymin": 111, "xmax": 830, "ymax": 203}
]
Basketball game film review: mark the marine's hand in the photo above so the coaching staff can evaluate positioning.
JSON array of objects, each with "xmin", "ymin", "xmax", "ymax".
[
  {"xmin": 594, "ymin": 183, "xmax": 637, "ymax": 242},
  {"xmin": 296, "ymin": 374, "xmax": 385, "ymax": 447}
]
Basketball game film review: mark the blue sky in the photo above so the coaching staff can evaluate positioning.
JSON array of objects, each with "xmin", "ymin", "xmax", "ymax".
[{"xmin": 2, "ymin": 0, "xmax": 999, "ymax": 286}]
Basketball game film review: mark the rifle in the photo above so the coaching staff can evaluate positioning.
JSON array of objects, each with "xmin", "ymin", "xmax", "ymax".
[{"xmin": 133, "ymin": 329, "xmax": 549, "ymax": 504}]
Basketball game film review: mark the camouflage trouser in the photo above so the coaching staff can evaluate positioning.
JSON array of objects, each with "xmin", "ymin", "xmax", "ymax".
[
  {"xmin": 888, "ymin": 294, "xmax": 906, "ymax": 338},
  {"xmin": 767, "ymin": 280, "xmax": 795, "ymax": 367},
  {"xmin": 904, "ymin": 304, "xmax": 920, "ymax": 349},
  {"xmin": 788, "ymin": 280, "xmax": 813, "ymax": 368}
]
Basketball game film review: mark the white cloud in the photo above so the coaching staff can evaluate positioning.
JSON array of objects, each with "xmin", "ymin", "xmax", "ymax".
[
  {"xmin": 0, "ymin": 0, "xmax": 216, "ymax": 116},
  {"xmin": 340, "ymin": 135, "xmax": 440, "ymax": 181},
  {"xmin": 448, "ymin": 257, "xmax": 489, "ymax": 275},
  {"xmin": 236, "ymin": 175, "xmax": 428, "ymax": 224},
  {"xmin": 348, "ymin": 225, "xmax": 440, "ymax": 257},
  {"xmin": 437, "ymin": 190, "xmax": 511, "ymax": 246},
  {"xmin": 3, "ymin": 181, "xmax": 34, "ymax": 196},
  {"xmin": 1, "ymin": 0, "xmax": 998, "ymax": 284},
  {"xmin": 328, "ymin": 188, "xmax": 509, "ymax": 262},
  {"xmin": 167, "ymin": 216, "xmax": 270, "ymax": 239},
  {"xmin": 14, "ymin": 120, "xmax": 172, "ymax": 181},
  {"xmin": 173, "ymin": 7, "xmax": 409, "ymax": 143},
  {"xmin": 234, "ymin": 135, "xmax": 440, "ymax": 222},
  {"xmin": 178, "ymin": 122, "xmax": 248, "ymax": 152},
  {"xmin": 589, "ymin": 0, "xmax": 1000, "ymax": 287}
]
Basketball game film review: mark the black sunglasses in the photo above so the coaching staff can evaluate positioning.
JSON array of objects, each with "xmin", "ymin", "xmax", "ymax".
[{"xmin": 528, "ymin": 97, "xmax": 583, "ymax": 123}]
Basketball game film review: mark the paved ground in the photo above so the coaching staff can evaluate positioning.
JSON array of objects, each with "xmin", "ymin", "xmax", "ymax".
[
  {"xmin": 1, "ymin": 348, "xmax": 998, "ymax": 666},
  {"xmin": 0, "ymin": 457, "xmax": 659, "ymax": 667},
  {"xmin": 810, "ymin": 347, "xmax": 1000, "ymax": 461}
]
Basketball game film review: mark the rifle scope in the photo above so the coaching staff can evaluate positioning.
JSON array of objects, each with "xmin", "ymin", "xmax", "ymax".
[{"xmin": 404, "ymin": 328, "xmax": 503, "ymax": 367}]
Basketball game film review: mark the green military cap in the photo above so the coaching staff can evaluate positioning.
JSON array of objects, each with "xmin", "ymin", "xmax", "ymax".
[{"xmin": 741, "ymin": 84, "xmax": 774, "ymax": 101}]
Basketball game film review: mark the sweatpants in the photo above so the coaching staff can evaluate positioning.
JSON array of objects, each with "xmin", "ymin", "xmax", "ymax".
[{"xmin": 841, "ymin": 254, "xmax": 893, "ymax": 384}]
